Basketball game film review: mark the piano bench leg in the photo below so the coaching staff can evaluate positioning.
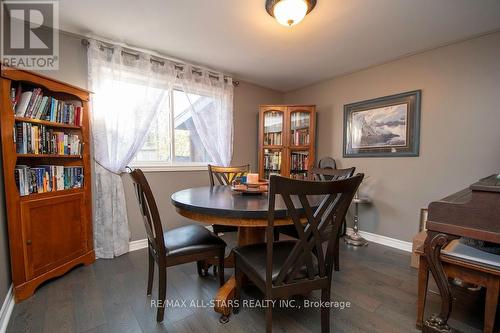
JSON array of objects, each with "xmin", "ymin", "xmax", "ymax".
[
  {"xmin": 484, "ymin": 277, "xmax": 500, "ymax": 333},
  {"xmin": 416, "ymin": 256, "xmax": 429, "ymax": 330}
]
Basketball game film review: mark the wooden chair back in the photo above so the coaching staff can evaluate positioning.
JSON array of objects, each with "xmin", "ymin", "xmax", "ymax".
[
  {"xmin": 318, "ymin": 157, "xmax": 337, "ymax": 170},
  {"xmin": 129, "ymin": 169, "xmax": 166, "ymax": 259},
  {"xmin": 266, "ymin": 174, "xmax": 364, "ymax": 287},
  {"xmin": 308, "ymin": 167, "xmax": 355, "ymax": 181},
  {"xmin": 208, "ymin": 164, "xmax": 250, "ymax": 186}
]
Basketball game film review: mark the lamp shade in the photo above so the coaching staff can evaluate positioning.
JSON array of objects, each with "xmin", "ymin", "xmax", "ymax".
[{"xmin": 266, "ymin": 0, "xmax": 317, "ymax": 27}]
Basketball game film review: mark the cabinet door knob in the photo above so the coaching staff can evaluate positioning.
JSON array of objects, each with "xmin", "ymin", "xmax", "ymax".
[{"xmin": 26, "ymin": 240, "xmax": 32, "ymax": 245}]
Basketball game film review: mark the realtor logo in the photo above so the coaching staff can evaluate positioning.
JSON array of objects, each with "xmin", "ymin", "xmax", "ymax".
[{"xmin": 1, "ymin": 0, "xmax": 59, "ymax": 70}]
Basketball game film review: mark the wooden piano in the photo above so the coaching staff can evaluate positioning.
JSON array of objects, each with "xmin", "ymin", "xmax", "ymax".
[{"xmin": 423, "ymin": 174, "xmax": 500, "ymax": 333}]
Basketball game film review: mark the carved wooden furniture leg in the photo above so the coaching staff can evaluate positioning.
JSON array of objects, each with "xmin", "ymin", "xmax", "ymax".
[
  {"xmin": 422, "ymin": 231, "xmax": 458, "ymax": 333},
  {"xmin": 416, "ymin": 256, "xmax": 430, "ymax": 329},
  {"xmin": 214, "ymin": 226, "xmax": 265, "ymax": 323}
]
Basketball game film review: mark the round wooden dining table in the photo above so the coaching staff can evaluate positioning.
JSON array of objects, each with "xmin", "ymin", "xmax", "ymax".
[{"xmin": 171, "ymin": 185, "xmax": 322, "ymax": 322}]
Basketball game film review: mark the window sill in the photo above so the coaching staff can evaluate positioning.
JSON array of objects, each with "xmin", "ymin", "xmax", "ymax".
[{"xmin": 128, "ymin": 164, "xmax": 209, "ymax": 172}]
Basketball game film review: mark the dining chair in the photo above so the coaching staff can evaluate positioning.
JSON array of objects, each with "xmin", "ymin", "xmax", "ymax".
[
  {"xmin": 275, "ymin": 167, "xmax": 356, "ymax": 271},
  {"xmin": 208, "ymin": 164, "xmax": 250, "ymax": 235},
  {"xmin": 318, "ymin": 157, "xmax": 337, "ymax": 170},
  {"xmin": 233, "ymin": 174, "xmax": 363, "ymax": 333},
  {"xmin": 129, "ymin": 168, "xmax": 226, "ymax": 322}
]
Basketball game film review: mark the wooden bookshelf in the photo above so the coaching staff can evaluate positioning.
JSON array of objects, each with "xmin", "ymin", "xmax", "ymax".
[
  {"xmin": 258, "ymin": 105, "xmax": 316, "ymax": 180},
  {"xmin": 0, "ymin": 66, "xmax": 94, "ymax": 301}
]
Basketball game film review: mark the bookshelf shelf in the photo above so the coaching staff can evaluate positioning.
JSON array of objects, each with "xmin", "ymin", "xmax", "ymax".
[
  {"xmin": 262, "ymin": 145, "xmax": 284, "ymax": 149},
  {"xmin": 1, "ymin": 66, "xmax": 94, "ymax": 302},
  {"xmin": 258, "ymin": 105, "xmax": 316, "ymax": 180},
  {"xmin": 14, "ymin": 117, "xmax": 82, "ymax": 129},
  {"xmin": 17, "ymin": 154, "xmax": 83, "ymax": 159},
  {"xmin": 289, "ymin": 145, "xmax": 310, "ymax": 150},
  {"xmin": 19, "ymin": 188, "xmax": 84, "ymax": 201}
]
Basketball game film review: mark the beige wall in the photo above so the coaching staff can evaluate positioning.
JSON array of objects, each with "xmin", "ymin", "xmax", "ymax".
[{"xmin": 284, "ymin": 32, "xmax": 500, "ymax": 241}]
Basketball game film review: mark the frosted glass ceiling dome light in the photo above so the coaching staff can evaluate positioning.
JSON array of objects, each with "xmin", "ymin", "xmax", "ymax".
[{"xmin": 266, "ymin": 0, "xmax": 317, "ymax": 27}]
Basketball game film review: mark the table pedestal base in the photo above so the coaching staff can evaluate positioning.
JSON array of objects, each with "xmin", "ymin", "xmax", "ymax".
[{"xmin": 214, "ymin": 226, "xmax": 265, "ymax": 322}]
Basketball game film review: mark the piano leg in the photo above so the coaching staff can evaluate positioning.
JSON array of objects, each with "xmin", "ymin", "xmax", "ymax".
[{"xmin": 422, "ymin": 231, "xmax": 459, "ymax": 333}]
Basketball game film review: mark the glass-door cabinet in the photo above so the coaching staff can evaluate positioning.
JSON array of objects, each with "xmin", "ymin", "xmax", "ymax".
[
  {"xmin": 259, "ymin": 106, "xmax": 285, "ymax": 180},
  {"xmin": 259, "ymin": 105, "xmax": 316, "ymax": 180}
]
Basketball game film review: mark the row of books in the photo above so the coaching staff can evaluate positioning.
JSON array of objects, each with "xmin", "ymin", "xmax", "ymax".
[
  {"xmin": 11, "ymin": 86, "xmax": 84, "ymax": 126},
  {"xmin": 290, "ymin": 152, "xmax": 309, "ymax": 171},
  {"xmin": 15, "ymin": 165, "xmax": 84, "ymax": 196},
  {"xmin": 263, "ymin": 151, "xmax": 281, "ymax": 171},
  {"xmin": 264, "ymin": 132, "xmax": 282, "ymax": 146},
  {"xmin": 15, "ymin": 123, "xmax": 82, "ymax": 155},
  {"xmin": 291, "ymin": 129, "xmax": 310, "ymax": 146}
]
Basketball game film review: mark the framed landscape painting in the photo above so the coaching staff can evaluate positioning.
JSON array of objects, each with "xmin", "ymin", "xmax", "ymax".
[{"xmin": 343, "ymin": 90, "xmax": 421, "ymax": 157}]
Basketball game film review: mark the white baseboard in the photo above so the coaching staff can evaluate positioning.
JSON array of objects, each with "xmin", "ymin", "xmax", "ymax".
[
  {"xmin": 346, "ymin": 227, "xmax": 412, "ymax": 252},
  {"xmin": 129, "ymin": 238, "xmax": 148, "ymax": 252},
  {"xmin": 129, "ymin": 229, "xmax": 413, "ymax": 254},
  {"xmin": 0, "ymin": 285, "xmax": 14, "ymax": 333}
]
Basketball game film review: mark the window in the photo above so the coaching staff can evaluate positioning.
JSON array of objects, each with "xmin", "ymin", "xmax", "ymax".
[{"xmin": 131, "ymin": 89, "xmax": 213, "ymax": 170}]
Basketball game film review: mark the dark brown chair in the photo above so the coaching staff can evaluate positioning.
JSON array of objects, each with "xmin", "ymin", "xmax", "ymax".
[
  {"xmin": 129, "ymin": 169, "xmax": 226, "ymax": 322},
  {"xmin": 234, "ymin": 174, "xmax": 364, "ymax": 333},
  {"xmin": 276, "ymin": 167, "xmax": 356, "ymax": 271},
  {"xmin": 318, "ymin": 157, "xmax": 337, "ymax": 170},
  {"xmin": 208, "ymin": 164, "xmax": 250, "ymax": 235},
  {"xmin": 309, "ymin": 167, "xmax": 355, "ymax": 182}
]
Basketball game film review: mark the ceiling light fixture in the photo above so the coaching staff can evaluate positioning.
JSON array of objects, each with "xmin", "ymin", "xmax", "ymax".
[{"xmin": 266, "ymin": 0, "xmax": 317, "ymax": 27}]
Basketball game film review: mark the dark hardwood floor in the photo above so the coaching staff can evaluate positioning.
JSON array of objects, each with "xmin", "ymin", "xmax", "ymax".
[{"xmin": 6, "ymin": 238, "xmax": 487, "ymax": 333}]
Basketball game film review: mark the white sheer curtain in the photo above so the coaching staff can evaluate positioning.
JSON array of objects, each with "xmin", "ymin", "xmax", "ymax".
[
  {"xmin": 176, "ymin": 65, "xmax": 233, "ymax": 166},
  {"xmin": 87, "ymin": 39, "xmax": 234, "ymax": 258},
  {"xmin": 87, "ymin": 40, "xmax": 175, "ymax": 258}
]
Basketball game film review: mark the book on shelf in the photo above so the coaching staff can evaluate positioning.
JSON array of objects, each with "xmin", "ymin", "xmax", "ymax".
[
  {"xmin": 15, "ymin": 122, "xmax": 82, "ymax": 155},
  {"xmin": 292, "ymin": 129, "xmax": 310, "ymax": 145},
  {"xmin": 14, "ymin": 165, "xmax": 84, "ymax": 196},
  {"xmin": 264, "ymin": 132, "xmax": 282, "ymax": 145},
  {"xmin": 10, "ymin": 85, "xmax": 22, "ymax": 111},
  {"xmin": 290, "ymin": 152, "xmax": 309, "ymax": 172},
  {"xmin": 12, "ymin": 85, "xmax": 83, "ymax": 126}
]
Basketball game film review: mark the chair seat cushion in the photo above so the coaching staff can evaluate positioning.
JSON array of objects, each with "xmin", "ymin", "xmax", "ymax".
[
  {"xmin": 233, "ymin": 240, "xmax": 318, "ymax": 283},
  {"xmin": 164, "ymin": 225, "xmax": 226, "ymax": 257}
]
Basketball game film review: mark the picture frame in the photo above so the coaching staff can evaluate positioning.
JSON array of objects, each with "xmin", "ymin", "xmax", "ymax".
[{"xmin": 343, "ymin": 90, "xmax": 421, "ymax": 157}]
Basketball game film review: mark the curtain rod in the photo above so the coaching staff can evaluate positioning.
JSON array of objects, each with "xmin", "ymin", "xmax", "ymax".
[{"xmin": 81, "ymin": 38, "xmax": 239, "ymax": 86}]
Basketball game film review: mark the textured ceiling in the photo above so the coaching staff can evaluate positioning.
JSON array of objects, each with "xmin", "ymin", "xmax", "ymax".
[{"xmin": 58, "ymin": 0, "xmax": 500, "ymax": 91}]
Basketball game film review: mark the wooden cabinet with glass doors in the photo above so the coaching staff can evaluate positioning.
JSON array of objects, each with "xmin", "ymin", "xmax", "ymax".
[{"xmin": 258, "ymin": 105, "xmax": 316, "ymax": 180}]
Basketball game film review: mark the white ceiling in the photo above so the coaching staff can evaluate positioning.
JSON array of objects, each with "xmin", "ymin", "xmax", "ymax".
[{"xmin": 58, "ymin": 0, "xmax": 500, "ymax": 92}]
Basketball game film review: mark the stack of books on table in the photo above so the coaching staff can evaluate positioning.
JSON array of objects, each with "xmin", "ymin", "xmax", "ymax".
[{"xmin": 14, "ymin": 165, "xmax": 84, "ymax": 196}]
